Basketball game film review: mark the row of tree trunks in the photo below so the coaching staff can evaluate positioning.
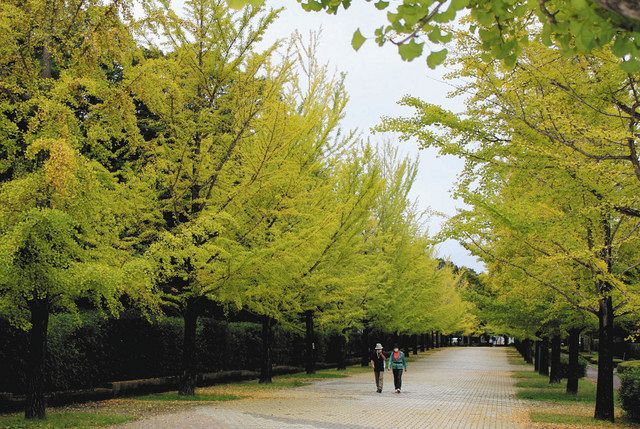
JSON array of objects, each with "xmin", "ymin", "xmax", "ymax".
[
  {"xmin": 523, "ymin": 339, "xmax": 533, "ymax": 363},
  {"xmin": 538, "ymin": 337, "xmax": 550, "ymax": 376},
  {"xmin": 514, "ymin": 338, "xmax": 533, "ymax": 363}
]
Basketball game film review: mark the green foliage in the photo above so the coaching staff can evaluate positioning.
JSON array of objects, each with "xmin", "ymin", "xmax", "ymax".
[
  {"xmin": 560, "ymin": 354, "xmax": 588, "ymax": 379},
  {"xmin": 0, "ymin": 0, "xmax": 475, "ymax": 411},
  {"xmin": 426, "ymin": 49, "xmax": 447, "ymax": 69},
  {"xmin": 352, "ymin": 29, "xmax": 366, "ymax": 50},
  {"xmin": 618, "ymin": 360, "xmax": 640, "ymax": 374},
  {"xmin": 619, "ymin": 369, "xmax": 640, "ymax": 421},
  {"xmin": 0, "ymin": 0, "xmax": 158, "ymax": 332},
  {"xmin": 0, "ymin": 312, "xmax": 369, "ymax": 393},
  {"xmin": 398, "ymin": 39, "xmax": 424, "ymax": 61},
  {"xmin": 377, "ymin": 29, "xmax": 640, "ymax": 344}
]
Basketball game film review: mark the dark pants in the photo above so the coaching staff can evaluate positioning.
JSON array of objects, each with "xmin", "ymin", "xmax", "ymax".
[
  {"xmin": 392, "ymin": 368, "xmax": 403, "ymax": 390},
  {"xmin": 374, "ymin": 370, "xmax": 383, "ymax": 392}
]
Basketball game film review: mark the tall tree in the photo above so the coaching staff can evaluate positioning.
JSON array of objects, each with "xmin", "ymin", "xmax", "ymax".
[
  {"xmin": 0, "ymin": 0, "xmax": 155, "ymax": 419},
  {"xmin": 135, "ymin": 0, "xmax": 294, "ymax": 395},
  {"xmin": 379, "ymin": 33, "xmax": 640, "ymax": 421}
]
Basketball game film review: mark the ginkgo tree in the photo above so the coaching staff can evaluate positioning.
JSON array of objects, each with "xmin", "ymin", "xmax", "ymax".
[
  {"xmin": 132, "ymin": 0, "xmax": 304, "ymax": 395},
  {"xmin": 220, "ymin": 51, "xmax": 360, "ymax": 383},
  {"xmin": 0, "ymin": 0, "xmax": 157, "ymax": 419},
  {"xmin": 378, "ymin": 29, "xmax": 640, "ymax": 421}
]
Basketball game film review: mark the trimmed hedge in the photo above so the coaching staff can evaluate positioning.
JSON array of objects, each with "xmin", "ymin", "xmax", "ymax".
[
  {"xmin": 0, "ymin": 312, "xmax": 362, "ymax": 394},
  {"xmin": 619, "ymin": 368, "xmax": 640, "ymax": 422},
  {"xmin": 618, "ymin": 360, "xmax": 640, "ymax": 374},
  {"xmin": 559, "ymin": 354, "xmax": 587, "ymax": 379}
]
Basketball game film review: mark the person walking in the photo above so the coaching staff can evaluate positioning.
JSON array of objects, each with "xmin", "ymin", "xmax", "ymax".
[
  {"xmin": 387, "ymin": 344, "xmax": 407, "ymax": 393},
  {"xmin": 370, "ymin": 343, "xmax": 386, "ymax": 393}
]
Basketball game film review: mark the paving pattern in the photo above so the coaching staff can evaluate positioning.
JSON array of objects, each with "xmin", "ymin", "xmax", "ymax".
[{"xmin": 115, "ymin": 347, "xmax": 528, "ymax": 429}]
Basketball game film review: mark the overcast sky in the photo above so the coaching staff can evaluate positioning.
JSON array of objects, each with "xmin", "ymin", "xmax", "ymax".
[
  {"xmin": 146, "ymin": 1, "xmax": 483, "ymax": 271},
  {"xmin": 260, "ymin": 1, "xmax": 482, "ymax": 271}
]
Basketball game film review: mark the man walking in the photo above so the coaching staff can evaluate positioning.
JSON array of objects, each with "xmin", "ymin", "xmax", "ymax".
[{"xmin": 370, "ymin": 343, "xmax": 386, "ymax": 393}]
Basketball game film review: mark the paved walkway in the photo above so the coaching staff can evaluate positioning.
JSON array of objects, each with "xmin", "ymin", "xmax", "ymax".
[{"xmin": 115, "ymin": 347, "xmax": 527, "ymax": 429}]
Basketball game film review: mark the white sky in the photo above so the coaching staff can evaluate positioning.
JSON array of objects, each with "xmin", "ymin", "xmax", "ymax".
[{"xmin": 138, "ymin": 0, "xmax": 483, "ymax": 271}]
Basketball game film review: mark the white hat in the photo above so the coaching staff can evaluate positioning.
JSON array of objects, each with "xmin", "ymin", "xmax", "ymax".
[{"xmin": 375, "ymin": 343, "xmax": 383, "ymax": 350}]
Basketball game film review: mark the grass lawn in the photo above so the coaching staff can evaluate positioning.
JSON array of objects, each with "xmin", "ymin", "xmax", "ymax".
[
  {"xmin": 514, "ymin": 371, "xmax": 597, "ymax": 403},
  {"xmin": 508, "ymin": 353, "xmax": 640, "ymax": 429},
  {"xmin": 0, "ymin": 364, "xmax": 374, "ymax": 428},
  {"xmin": 0, "ymin": 411, "xmax": 133, "ymax": 429},
  {"xmin": 507, "ymin": 352, "xmax": 531, "ymax": 367}
]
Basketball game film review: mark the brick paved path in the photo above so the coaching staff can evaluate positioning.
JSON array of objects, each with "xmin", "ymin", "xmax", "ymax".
[{"xmin": 116, "ymin": 347, "xmax": 527, "ymax": 429}]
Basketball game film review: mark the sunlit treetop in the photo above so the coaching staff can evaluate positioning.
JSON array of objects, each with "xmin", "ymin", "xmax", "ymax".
[{"xmin": 229, "ymin": 0, "xmax": 640, "ymax": 71}]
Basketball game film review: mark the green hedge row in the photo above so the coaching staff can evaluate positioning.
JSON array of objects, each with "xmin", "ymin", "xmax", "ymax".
[
  {"xmin": 559, "ymin": 354, "xmax": 587, "ymax": 379},
  {"xmin": 0, "ymin": 312, "xmax": 362, "ymax": 394},
  {"xmin": 619, "ymin": 366, "xmax": 640, "ymax": 422},
  {"xmin": 617, "ymin": 360, "xmax": 640, "ymax": 374}
]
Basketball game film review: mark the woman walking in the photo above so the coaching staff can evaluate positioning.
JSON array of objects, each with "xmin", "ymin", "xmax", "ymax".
[{"xmin": 387, "ymin": 344, "xmax": 407, "ymax": 393}]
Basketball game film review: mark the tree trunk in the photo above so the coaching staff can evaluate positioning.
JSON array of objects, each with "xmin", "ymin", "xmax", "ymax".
[
  {"xmin": 179, "ymin": 299, "xmax": 199, "ymax": 395},
  {"xmin": 305, "ymin": 310, "xmax": 316, "ymax": 374},
  {"xmin": 435, "ymin": 332, "xmax": 440, "ymax": 348},
  {"xmin": 25, "ymin": 31, "xmax": 54, "ymax": 420},
  {"xmin": 549, "ymin": 334, "xmax": 562, "ymax": 384},
  {"xmin": 538, "ymin": 337, "xmax": 549, "ymax": 376},
  {"xmin": 420, "ymin": 334, "xmax": 426, "ymax": 352},
  {"xmin": 25, "ymin": 298, "xmax": 50, "ymax": 420},
  {"xmin": 523, "ymin": 339, "xmax": 533, "ymax": 364},
  {"xmin": 594, "ymin": 296, "xmax": 615, "ymax": 421},
  {"xmin": 360, "ymin": 325, "xmax": 370, "ymax": 367},
  {"xmin": 567, "ymin": 328, "xmax": 581, "ymax": 395},
  {"xmin": 336, "ymin": 334, "xmax": 347, "ymax": 370},
  {"xmin": 413, "ymin": 334, "xmax": 418, "ymax": 355},
  {"xmin": 534, "ymin": 341, "xmax": 541, "ymax": 372},
  {"xmin": 260, "ymin": 316, "xmax": 273, "ymax": 383}
]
